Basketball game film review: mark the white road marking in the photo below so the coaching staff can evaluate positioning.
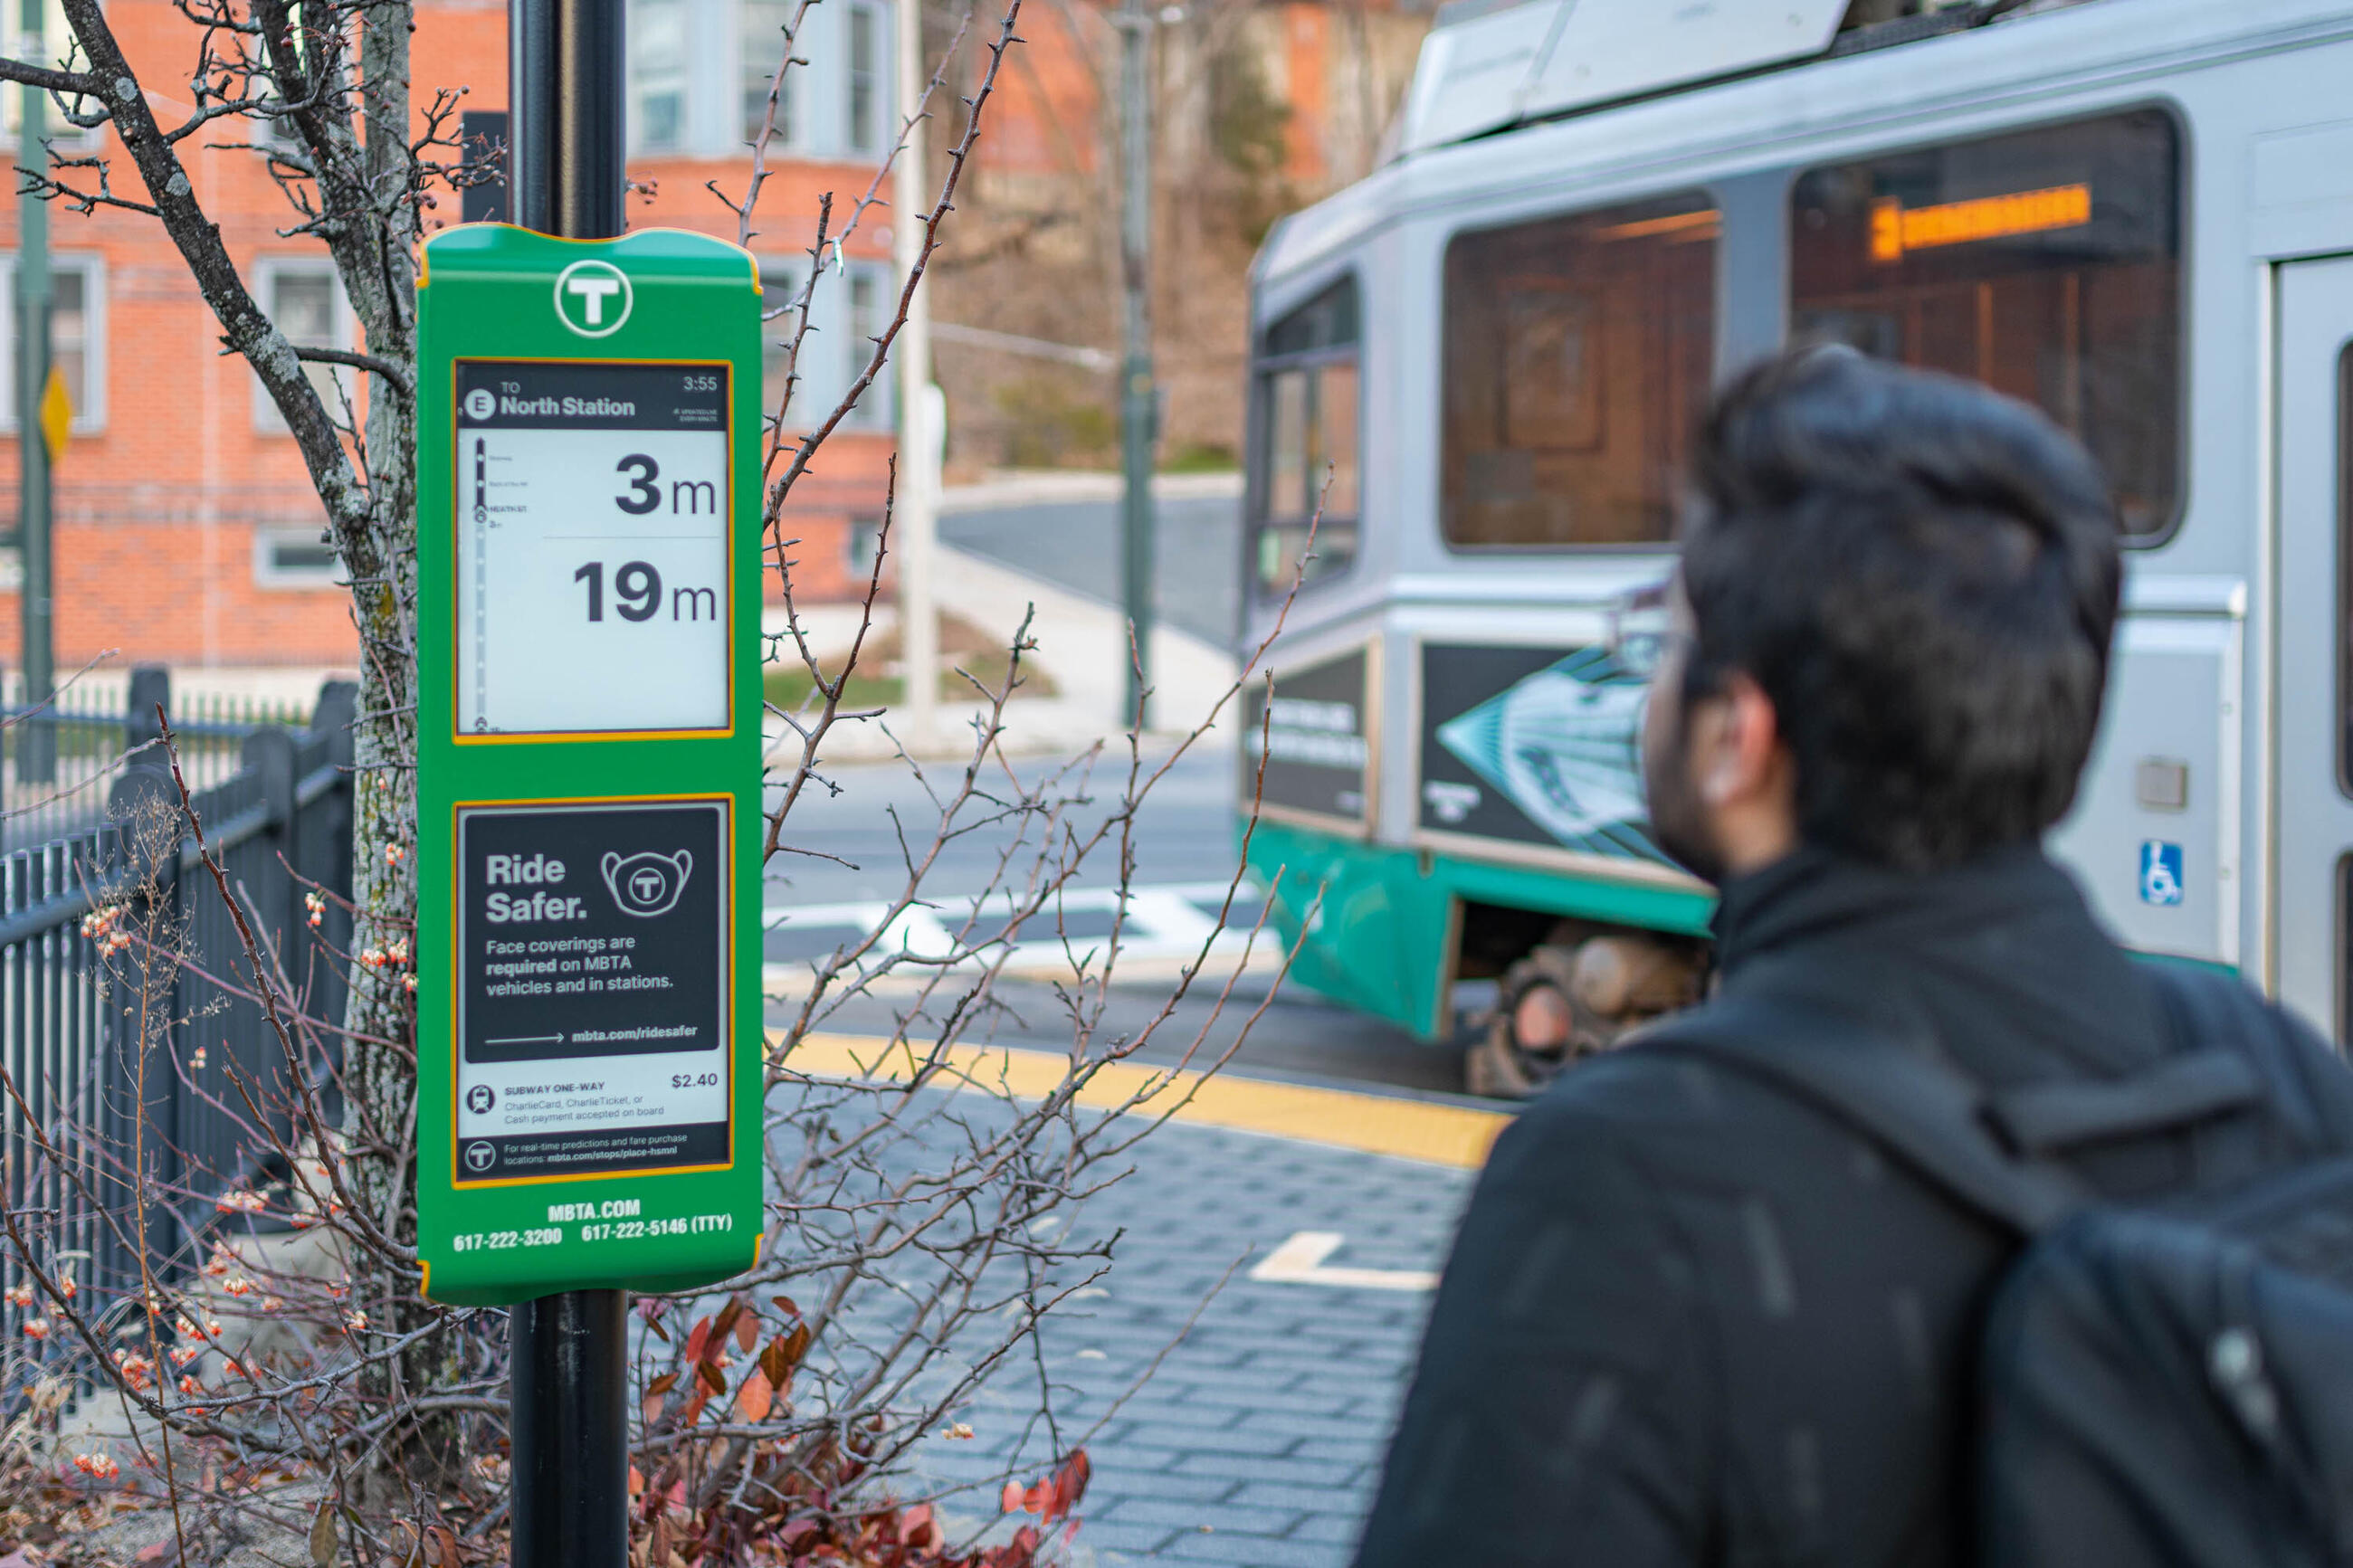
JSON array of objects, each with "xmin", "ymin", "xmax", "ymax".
[
  {"xmin": 1247, "ymin": 1231, "xmax": 1439, "ymax": 1292},
  {"xmin": 760, "ymin": 880, "xmax": 1267, "ymax": 988}
]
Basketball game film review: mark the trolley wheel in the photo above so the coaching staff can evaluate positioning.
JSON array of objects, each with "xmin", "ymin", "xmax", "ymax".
[{"xmin": 1463, "ymin": 944, "xmax": 1622, "ymax": 1100}]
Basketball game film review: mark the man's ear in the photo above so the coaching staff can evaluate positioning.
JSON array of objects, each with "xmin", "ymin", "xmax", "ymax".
[{"xmin": 1696, "ymin": 671, "xmax": 1786, "ymax": 810}]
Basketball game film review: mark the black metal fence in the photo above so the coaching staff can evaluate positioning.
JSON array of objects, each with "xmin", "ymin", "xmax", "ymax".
[{"xmin": 0, "ymin": 669, "xmax": 356, "ymax": 1318}]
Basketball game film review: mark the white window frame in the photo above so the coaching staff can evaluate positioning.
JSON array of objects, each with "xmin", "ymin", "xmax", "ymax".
[
  {"xmin": 844, "ymin": 1, "xmax": 882, "ymax": 155},
  {"xmin": 0, "ymin": 0, "xmax": 105, "ymax": 154},
  {"xmin": 741, "ymin": 0, "xmax": 803, "ymax": 152},
  {"xmin": 252, "ymin": 527, "xmax": 341, "ymax": 590},
  {"xmin": 841, "ymin": 261, "xmax": 893, "ymax": 430},
  {"xmin": 251, "ymin": 255, "xmax": 356, "ymax": 434},
  {"xmin": 757, "ymin": 261, "xmax": 804, "ymax": 426},
  {"xmin": 628, "ymin": 0, "xmax": 692, "ymax": 155},
  {"xmin": 0, "ymin": 252, "xmax": 108, "ymax": 434}
]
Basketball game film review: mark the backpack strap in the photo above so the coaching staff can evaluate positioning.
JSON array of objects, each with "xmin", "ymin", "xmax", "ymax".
[
  {"xmin": 1982, "ymin": 1044, "xmax": 2261, "ymax": 1155},
  {"xmin": 2138, "ymin": 964, "xmax": 2333, "ymax": 1155},
  {"xmin": 1638, "ymin": 990, "xmax": 2085, "ymax": 1236},
  {"xmin": 1641, "ymin": 965, "xmax": 2329, "ymax": 1237}
]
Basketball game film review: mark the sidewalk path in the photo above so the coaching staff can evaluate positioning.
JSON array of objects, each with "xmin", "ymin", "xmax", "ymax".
[{"xmin": 800, "ymin": 1038, "xmax": 1500, "ymax": 1566}]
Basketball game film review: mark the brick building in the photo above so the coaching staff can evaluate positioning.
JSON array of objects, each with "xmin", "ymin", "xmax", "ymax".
[
  {"xmin": 0, "ymin": 0, "xmax": 1424, "ymax": 673},
  {"xmin": 0, "ymin": 0, "xmax": 899, "ymax": 672}
]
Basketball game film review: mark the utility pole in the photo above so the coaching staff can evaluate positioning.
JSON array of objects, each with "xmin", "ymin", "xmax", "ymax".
[
  {"xmin": 893, "ymin": 0, "xmax": 938, "ymax": 746},
  {"xmin": 505, "ymin": 2, "xmax": 628, "ymax": 1563},
  {"xmin": 15, "ymin": 0, "xmax": 53, "ymax": 784},
  {"xmin": 1116, "ymin": 0, "xmax": 1155, "ymax": 730}
]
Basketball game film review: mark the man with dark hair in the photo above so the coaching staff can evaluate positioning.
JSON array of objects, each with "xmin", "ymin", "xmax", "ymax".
[{"xmin": 1352, "ymin": 347, "xmax": 2353, "ymax": 1566}]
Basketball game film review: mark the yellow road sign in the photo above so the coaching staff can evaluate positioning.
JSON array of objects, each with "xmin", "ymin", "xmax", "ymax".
[{"xmin": 36, "ymin": 364, "xmax": 69, "ymax": 464}]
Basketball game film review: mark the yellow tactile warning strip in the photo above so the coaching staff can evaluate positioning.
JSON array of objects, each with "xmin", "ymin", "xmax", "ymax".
[{"xmin": 777, "ymin": 1033, "xmax": 1511, "ymax": 1169}]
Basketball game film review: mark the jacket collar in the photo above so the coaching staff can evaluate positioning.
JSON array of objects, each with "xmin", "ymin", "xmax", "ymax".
[{"xmin": 1710, "ymin": 841, "xmax": 2089, "ymax": 982}]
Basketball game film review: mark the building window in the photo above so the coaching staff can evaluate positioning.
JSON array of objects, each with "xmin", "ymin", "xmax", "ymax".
[
  {"xmin": 846, "ymin": 3, "xmax": 881, "ymax": 154},
  {"xmin": 1790, "ymin": 108, "xmax": 2182, "ymax": 537},
  {"xmin": 757, "ymin": 264, "xmax": 802, "ymax": 428},
  {"xmin": 846, "ymin": 516, "xmax": 881, "ymax": 579},
  {"xmin": 252, "ymin": 527, "xmax": 340, "ymax": 589},
  {"xmin": 844, "ymin": 267, "xmax": 890, "ymax": 427},
  {"xmin": 632, "ymin": 0, "xmax": 690, "ymax": 154},
  {"xmin": 0, "ymin": 254, "xmax": 106, "ymax": 433},
  {"xmin": 1249, "ymin": 277, "xmax": 1358, "ymax": 593},
  {"xmin": 1443, "ymin": 193, "xmax": 1717, "ymax": 549},
  {"xmin": 252, "ymin": 258, "xmax": 349, "ymax": 433},
  {"xmin": 1, "ymin": 0, "xmax": 99, "ymax": 150},
  {"xmin": 743, "ymin": 0, "xmax": 799, "ymax": 146}
]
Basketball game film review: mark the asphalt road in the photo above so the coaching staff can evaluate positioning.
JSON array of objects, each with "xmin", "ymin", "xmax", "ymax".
[
  {"xmin": 763, "ymin": 746, "xmax": 1474, "ymax": 1101},
  {"xmin": 940, "ymin": 494, "xmax": 1243, "ymax": 647},
  {"xmin": 768, "ymin": 483, "xmax": 1479, "ymax": 1100}
]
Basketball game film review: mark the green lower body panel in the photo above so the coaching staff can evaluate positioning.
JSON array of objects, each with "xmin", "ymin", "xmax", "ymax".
[
  {"xmin": 1245, "ymin": 820, "xmax": 2242, "ymax": 1043},
  {"xmin": 1243, "ymin": 819, "xmax": 1716, "ymax": 1041}
]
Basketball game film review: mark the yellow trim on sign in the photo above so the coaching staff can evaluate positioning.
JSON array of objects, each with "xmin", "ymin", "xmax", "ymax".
[
  {"xmin": 448, "ymin": 355, "xmax": 738, "ymax": 746},
  {"xmin": 452, "ymin": 792, "xmax": 737, "ymax": 1189},
  {"xmin": 778, "ymin": 1033, "xmax": 1510, "ymax": 1170},
  {"xmin": 421, "ymin": 223, "xmax": 766, "ymax": 290}
]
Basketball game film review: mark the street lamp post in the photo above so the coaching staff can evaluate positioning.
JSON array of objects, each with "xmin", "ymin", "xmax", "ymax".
[
  {"xmin": 16, "ymin": 0, "xmax": 53, "ymax": 784},
  {"xmin": 894, "ymin": 0, "xmax": 938, "ymax": 746},
  {"xmin": 1117, "ymin": 0, "xmax": 1156, "ymax": 730}
]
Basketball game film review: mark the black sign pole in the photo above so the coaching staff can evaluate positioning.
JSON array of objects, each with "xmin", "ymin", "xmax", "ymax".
[{"xmin": 505, "ymin": 0, "xmax": 629, "ymax": 1564}]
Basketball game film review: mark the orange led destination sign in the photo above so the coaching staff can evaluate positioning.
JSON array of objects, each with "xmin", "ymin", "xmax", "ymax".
[{"xmin": 1869, "ymin": 182, "xmax": 2091, "ymax": 262}]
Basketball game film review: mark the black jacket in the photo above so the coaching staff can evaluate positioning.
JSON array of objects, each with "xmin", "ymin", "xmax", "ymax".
[{"xmin": 1354, "ymin": 846, "xmax": 2353, "ymax": 1567}]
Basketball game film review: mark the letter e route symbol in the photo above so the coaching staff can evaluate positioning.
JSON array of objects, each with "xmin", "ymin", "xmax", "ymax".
[{"xmin": 553, "ymin": 260, "xmax": 634, "ymax": 337}]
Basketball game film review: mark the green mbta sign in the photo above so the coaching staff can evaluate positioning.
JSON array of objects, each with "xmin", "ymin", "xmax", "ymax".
[{"xmin": 414, "ymin": 226, "xmax": 765, "ymax": 1307}]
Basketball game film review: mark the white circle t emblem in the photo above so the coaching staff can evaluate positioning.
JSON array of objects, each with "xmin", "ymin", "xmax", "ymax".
[{"xmin": 553, "ymin": 260, "xmax": 634, "ymax": 338}]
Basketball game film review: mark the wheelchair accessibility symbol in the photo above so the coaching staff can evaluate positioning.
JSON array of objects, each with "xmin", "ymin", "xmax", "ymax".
[{"xmin": 2139, "ymin": 841, "xmax": 2184, "ymax": 908}]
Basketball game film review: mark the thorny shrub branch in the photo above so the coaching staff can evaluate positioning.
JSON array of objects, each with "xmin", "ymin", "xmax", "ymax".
[{"xmin": 0, "ymin": 0, "xmax": 1338, "ymax": 1557}]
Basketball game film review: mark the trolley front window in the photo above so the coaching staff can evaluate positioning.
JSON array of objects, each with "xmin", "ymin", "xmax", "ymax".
[
  {"xmin": 1791, "ymin": 109, "xmax": 2182, "ymax": 537},
  {"xmin": 1251, "ymin": 278, "xmax": 1360, "ymax": 594},
  {"xmin": 1441, "ymin": 192, "xmax": 1718, "ymax": 550}
]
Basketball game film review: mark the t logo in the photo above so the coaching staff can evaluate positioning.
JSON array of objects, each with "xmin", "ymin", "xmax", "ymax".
[{"xmin": 553, "ymin": 259, "xmax": 634, "ymax": 337}]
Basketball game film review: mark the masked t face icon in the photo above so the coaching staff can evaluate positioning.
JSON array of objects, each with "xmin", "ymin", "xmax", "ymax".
[{"xmin": 601, "ymin": 850, "xmax": 692, "ymax": 917}]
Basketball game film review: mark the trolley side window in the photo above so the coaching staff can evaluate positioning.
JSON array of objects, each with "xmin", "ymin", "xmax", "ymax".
[
  {"xmin": 1441, "ymin": 192, "xmax": 1718, "ymax": 551},
  {"xmin": 1791, "ymin": 108, "xmax": 2182, "ymax": 538},
  {"xmin": 1251, "ymin": 278, "xmax": 1361, "ymax": 594}
]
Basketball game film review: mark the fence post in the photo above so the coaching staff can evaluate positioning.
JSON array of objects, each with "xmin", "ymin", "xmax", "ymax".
[
  {"xmin": 124, "ymin": 664, "xmax": 170, "ymax": 760},
  {"xmin": 243, "ymin": 726, "xmax": 300, "ymax": 1137},
  {"xmin": 106, "ymin": 668, "xmax": 180, "ymax": 1287},
  {"xmin": 309, "ymin": 680, "xmax": 358, "ymax": 1042}
]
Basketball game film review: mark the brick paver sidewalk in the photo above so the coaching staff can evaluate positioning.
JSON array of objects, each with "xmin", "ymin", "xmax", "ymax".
[{"xmin": 920, "ymin": 1117, "xmax": 1477, "ymax": 1566}]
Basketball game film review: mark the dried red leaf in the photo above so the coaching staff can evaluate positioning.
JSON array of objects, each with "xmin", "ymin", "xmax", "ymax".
[
  {"xmin": 735, "ymin": 1368, "xmax": 774, "ymax": 1423},
  {"xmin": 770, "ymin": 1295, "xmax": 799, "ymax": 1318},
  {"xmin": 999, "ymin": 1480, "xmax": 1023, "ymax": 1514},
  {"xmin": 733, "ymin": 1308, "xmax": 759, "ymax": 1354},
  {"xmin": 646, "ymin": 1372, "xmax": 679, "ymax": 1398},
  {"xmin": 1045, "ymin": 1449, "xmax": 1091, "ymax": 1523},
  {"xmin": 696, "ymin": 1360, "xmax": 727, "ymax": 1396},
  {"xmin": 707, "ymin": 1301, "xmax": 742, "ymax": 1362},
  {"xmin": 682, "ymin": 1316, "xmax": 713, "ymax": 1364}
]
